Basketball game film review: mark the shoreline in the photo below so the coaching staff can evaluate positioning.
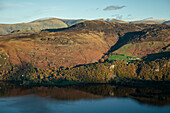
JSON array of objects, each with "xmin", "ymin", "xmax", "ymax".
[{"xmin": 1, "ymin": 79, "xmax": 170, "ymax": 90}]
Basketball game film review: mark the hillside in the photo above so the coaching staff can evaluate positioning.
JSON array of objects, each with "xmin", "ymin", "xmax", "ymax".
[
  {"xmin": 163, "ymin": 21, "xmax": 170, "ymax": 25},
  {"xmin": 0, "ymin": 20, "xmax": 144, "ymax": 69},
  {"xmin": 111, "ymin": 25, "xmax": 170, "ymax": 57},
  {"xmin": 0, "ymin": 20, "xmax": 169, "ymax": 82},
  {"xmin": 0, "ymin": 20, "xmax": 169, "ymax": 70},
  {"xmin": 0, "ymin": 18, "xmax": 85, "ymax": 35},
  {"xmin": 61, "ymin": 19, "xmax": 86, "ymax": 27}
]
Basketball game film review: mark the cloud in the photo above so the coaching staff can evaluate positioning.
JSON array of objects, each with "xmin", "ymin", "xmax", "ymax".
[
  {"xmin": 0, "ymin": 16, "xmax": 33, "ymax": 23},
  {"xmin": 112, "ymin": 14, "xmax": 139, "ymax": 20},
  {"xmin": 112, "ymin": 14, "xmax": 123, "ymax": 20},
  {"xmin": 4, "ymin": 2, "xmax": 33, "ymax": 7},
  {"xmin": 126, "ymin": 14, "xmax": 133, "ymax": 19},
  {"xmin": 0, "ymin": 2, "xmax": 33, "ymax": 10},
  {"xmin": 0, "ymin": 17, "xmax": 16, "ymax": 21},
  {"xmin": 35, "ymin": 7, "xmax": 61, "ymax": 15},
  {"xmin": 103, "ymin": 5, "xmax": 126, "ymax": 11},
  {"xmin": 0, "ymin": 1, "xmax": 5, "ymax": 10},
  {"xmin": 0, "ymin": 6, "xmax": 3, "ymax": 10}
]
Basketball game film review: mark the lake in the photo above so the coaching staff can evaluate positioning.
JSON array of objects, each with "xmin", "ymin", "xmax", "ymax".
[{"xmin": 0, "ymin": 82, "xmax": 170, "ymax": 113}]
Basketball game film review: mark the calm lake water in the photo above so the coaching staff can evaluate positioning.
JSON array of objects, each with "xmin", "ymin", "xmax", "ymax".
[{"xmin": 0, "ymin": 82, "xmax": 170, "ymax": 113}]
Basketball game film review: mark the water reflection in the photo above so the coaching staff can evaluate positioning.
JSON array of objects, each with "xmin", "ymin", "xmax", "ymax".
[
  {"xmin": 0, "ymin": 82, "xmax": 170, "ymax": 106},
  {"xmin": 0, "ymin": 95, "xmax": 50, "ymax": 113},
  {"xmin": 0, "ymin": 82, "xmax": 170, "ymax": 113}
]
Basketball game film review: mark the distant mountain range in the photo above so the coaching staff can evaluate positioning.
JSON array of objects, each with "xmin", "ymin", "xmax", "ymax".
[
  {"xmin": 0, "ymin": 17, "xmax": 169, "ymax": 35},
  {"xmin": 130, "ymin": 17, "xmax": 170, "ymax": 24},
  {"xmin": 98, "ymin": 18, "xmax": 128, "ymax": 23},
  {"xmin": 0, "ymin": 18, "xmax": 85, "ymax": 35}
]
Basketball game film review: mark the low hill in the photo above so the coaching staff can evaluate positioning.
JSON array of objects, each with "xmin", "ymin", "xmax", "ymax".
[{"xmin": 0, "ymin": 18, "xmax": 85, "ymax": 35}]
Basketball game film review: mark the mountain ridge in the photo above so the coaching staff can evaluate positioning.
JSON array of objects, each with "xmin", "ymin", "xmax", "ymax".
[
  {"xmin": 131, "ymin": 18, "xmax": 170, "ymax": 24},
  {"xmin": 0, "ymin": 17, "xmax": 169, "ymax": 35}
]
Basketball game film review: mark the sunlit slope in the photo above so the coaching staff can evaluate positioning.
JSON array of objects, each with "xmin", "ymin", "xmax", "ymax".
[
  {"xmin": 0, "ymin": 18, "xmax": 86, "ymax": 35},
  {"xmin": 0, "ymin": 20, "xmax": 143, "ymax": 69}
]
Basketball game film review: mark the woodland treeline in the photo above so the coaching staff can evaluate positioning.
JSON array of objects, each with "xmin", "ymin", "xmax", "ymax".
[{"xmin": 0, "ymin": 58, "xmax": 169, "ymax": 83}]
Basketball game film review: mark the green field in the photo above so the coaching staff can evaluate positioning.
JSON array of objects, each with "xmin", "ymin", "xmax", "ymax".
[
  {"xmin": 108, "ymin": 54, "xmax": 127, "ymax": 60},
  {"xmin": 108, "ymin": 54, "xmax": 139, "ymax": 62}
]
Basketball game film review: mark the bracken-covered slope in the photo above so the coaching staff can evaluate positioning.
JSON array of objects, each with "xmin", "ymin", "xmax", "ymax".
[
  {"xmin": 0, "ymin": 20, "xmax": 169, "ymax": 70},
  {"xmin": 0, "ymin": 20, "xmax": 142, "ymax": 69}
]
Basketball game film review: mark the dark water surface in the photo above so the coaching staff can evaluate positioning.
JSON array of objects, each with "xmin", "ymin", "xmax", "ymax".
[{"xmin": 0, "ymin": 82, "xmax": 170, "ymax": 113}]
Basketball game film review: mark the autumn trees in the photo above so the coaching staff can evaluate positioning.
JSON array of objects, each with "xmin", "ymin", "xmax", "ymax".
[{"xmin": 0, "ymin": 57, "xmax": 169, "ymax": 83}]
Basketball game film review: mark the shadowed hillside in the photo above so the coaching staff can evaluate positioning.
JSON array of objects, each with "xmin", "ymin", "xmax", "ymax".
[{"xmin": 110, "ymin": 24, "xmax": 170, "ymax": 57}]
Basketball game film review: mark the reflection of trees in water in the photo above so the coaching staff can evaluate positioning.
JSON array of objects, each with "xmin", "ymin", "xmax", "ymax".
[
  {"xmin": 0, "ymin": 82, "xmax": 102, "ymax": 100},
  {"xmin": 73, "ymin": 84, "xmax": 170, "ymax": 106},
  {"xmin": 0, "ymin": 82, "xmax": 170, "ymax": 106}
]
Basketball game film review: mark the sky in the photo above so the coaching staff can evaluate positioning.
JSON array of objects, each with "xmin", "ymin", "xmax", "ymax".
[{"xmin": 0, "ymin": 0, "xmax": 170, "ymax": 24}]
